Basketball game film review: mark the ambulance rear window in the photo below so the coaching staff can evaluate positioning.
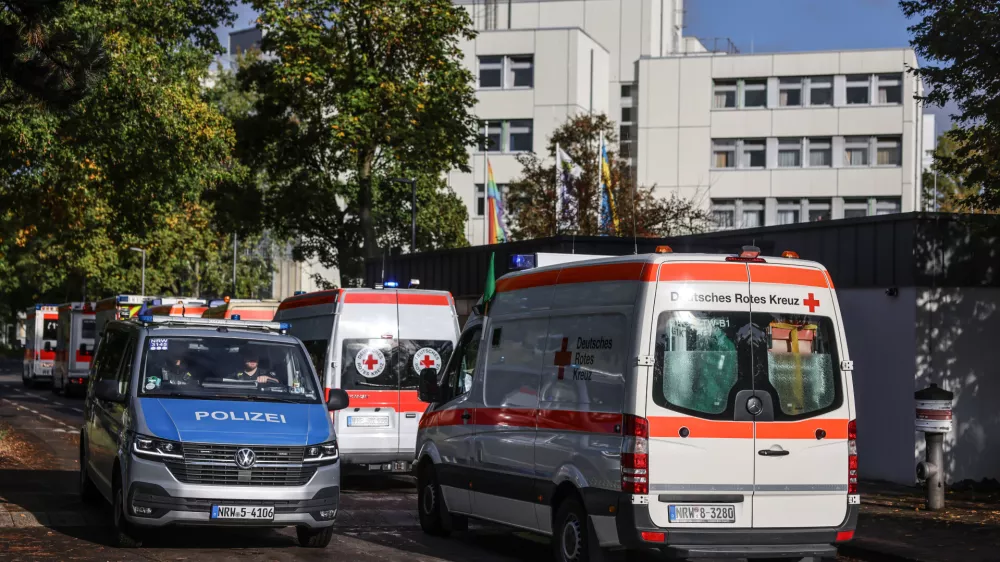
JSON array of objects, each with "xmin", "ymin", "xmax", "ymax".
[
  {"xmin": 340, "ymin": 339, "xmax": 453, "ymax": 391},
  {"xmin": 43, "ymin": 320, "xmax": 58, "ymax": 341},
  {"xmin": 81, "ymin": 320, "xmax": 96, "ymax": 340}
]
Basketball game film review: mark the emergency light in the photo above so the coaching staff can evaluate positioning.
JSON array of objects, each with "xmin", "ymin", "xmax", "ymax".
[
  {"xmin": 294, "ymin": 291, "xmax": 307, "ymax": 296},
  {"xmin": 509, "ymin": 254, "xmax": 536, "ymax": 271},
  {"xmin": 384, "ymin": 281, "xmax": 399, "ymax": 288},
  {"xmin": 231, "ymin": 314, "xmax": 241, "ymax": 320},
  {"xmin": 408, "ymin": 279, "xmax": 420, "ymax": 288},
  {"xmin": 781, "ymin": 250, "xmax": 800, "ymax": 259}
]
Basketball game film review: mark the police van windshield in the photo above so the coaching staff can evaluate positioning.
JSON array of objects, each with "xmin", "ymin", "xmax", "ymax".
[
  {"xmin": 341, "ymin": 339, "xmax": 454, "ymax": 390},
  {"xmin": 652, "ymin": 310, "xmax": 842, "ymax": 421},
  {"xmin": 139, "ymin": 336, "xmax": 321, "ymax": 403}
]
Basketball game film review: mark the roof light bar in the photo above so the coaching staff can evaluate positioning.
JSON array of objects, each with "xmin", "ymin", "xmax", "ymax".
[
  {"xmin": 509, "ymin": 254, "xmax": 537, "ymax": 271},
  {"xmin": 134, "ymin": 315, "xmax": 289, "ymax": 333},
  {"xmin": 726, "ymin": 245, "xmax": 767, "ymax": 263}
]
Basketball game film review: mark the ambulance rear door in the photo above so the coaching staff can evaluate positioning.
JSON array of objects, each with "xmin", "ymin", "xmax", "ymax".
[
  {"xmin": 747, "ymin": 263, "xmax": 850, "ymax": 529},
  {"xmin": 396, "ymin": 291, "xmax": 458, "ymax": 458},
  {"xmin": 335, "ymin": 291, "xmax": 402, "ymax": 464},
  {"xmin": 646, "ymin": 260, "xmax": 756, "ymax": 530}
]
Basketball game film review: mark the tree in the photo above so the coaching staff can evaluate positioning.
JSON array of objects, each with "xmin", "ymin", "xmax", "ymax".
[
  {"xmin": 506, "ymin": 113, "xmax": 712, "ymax": 240},
  {"xmin": 921, "ymin": 127, "xmax": 981, "ymax": 213},
  {"xmin": 241, "ymin": 0, "xmax": 478, "ymax": 282},
  {"xmin": 901, "ymin": 0, "xmax": 1000, "ymax": 210}
]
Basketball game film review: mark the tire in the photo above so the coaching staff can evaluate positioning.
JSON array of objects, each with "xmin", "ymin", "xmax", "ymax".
[
  {"xmin": 112, "ymin": 478, "xmax": 143, "ymax": 548},
  {"xmin": 417, "ymin": 463, "xmax": 462, "ymax": 537},
  {"xmin": 296, "ymin": 525, "xmax": 335, "ymax": 548},
  {"xmin": 553, "ymin": 496, "xmax": 603, "ymax": 562},
  {"xmin": 79, "ymin": 440, "xmax": 101, "ymax": 505}
]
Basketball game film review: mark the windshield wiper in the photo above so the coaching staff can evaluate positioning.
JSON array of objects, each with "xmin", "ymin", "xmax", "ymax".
[{"xmin": 210, "ymin": 394, "xmax": 312, "ymax": 404}]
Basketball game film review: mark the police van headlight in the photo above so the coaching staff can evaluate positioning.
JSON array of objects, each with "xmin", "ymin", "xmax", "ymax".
[
  {"xmin": 303, "ymin": 440, "xmax": 339, "ymax": 464},
  {"xmin": 132, "ymin": 434, "xmax": 183, "ymax": 461}
]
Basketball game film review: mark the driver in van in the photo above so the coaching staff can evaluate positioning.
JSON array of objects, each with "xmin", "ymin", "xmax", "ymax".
[
  {"xmin": 161, "ymin": 352, "xmax": 195, "ymax": 385},
  {"xmin": 233, "ymin": 347, "xmax": 280, "ymax": 384}
]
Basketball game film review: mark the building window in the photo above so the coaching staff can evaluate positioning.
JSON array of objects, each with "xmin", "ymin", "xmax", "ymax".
[
  {"xmin": 777, "ymin": 200, "xmax": 800, "ymax": 224},
  {"xmin": 621, "ymin": 107, "xmax": 635, "ymax": 123},
  {"xmin": 712, "ymin": 139, "xmax": 736, "ymax": 168},
  {"xmin": 843, "ymin": 198, "xmax": 869, "ymax": 218},
  {"xmin": 876, "ymin": 136, "xmax": 902, "ymax": 166},
  {"xmin": 877, "ymin": 74, "xmax": 902, "ymax": 104},
  {"xmin": 779, "ymin": 77, "xmax": 802, "ymax": 107},
  {"xmin": 844, "ymin": 136, "xmax": 870, "ymax": 166},
  {"xmin": 621, "ymin": 84, "xmax": 633, "ymax": 99},
  {"xmin": 808, "ymin": 199, "xmax": 831, "ymax": 222},
  {"xmin": 808, "ymin": 76, "xmax": 833, "ymax": 106},
  {"xmin": 713, "ymin": 80, "xmax": 737, "ymax": 109},
  {"xmin": 478, "ymin": 55, "xmax": 533, "ymax": 89},
  {"xmin": 620, "ymin": 125, "xmax": 633, "ymax": 142},
  {"xmin": 875, "ymin": 198, "xmax": 901, "ymax": 215},
  {"xmin": 740, "ymin": 139, "xmax": 766, "ymax": 168},
  {"xmin": 620, "ymin": 96, "xmax": 635, "ymax": 164},
  {"xmin": 507, "ymin": 120, "xmax": 533, "ymax": 152},
  {"xmin": 508, "ymin": 55, "xmax": 534, "ymax": 88},
  {"xmin": 743, "ymin": 79, "xmax": 767, "ymax": 108},
  {"xmin": 711, "ymin": 200, "xmax": 735, "ymax": 228},
  {"xmin": 844, "ymin": 197, "xmax": 902, "ymax": 218},
  {"xmin": 475, "ymin": 183, "xmax": 509, "ymax": 216},
  {"xmin": 741, "ymin": 200, "xmax": 764, "ymax": 228},
  {"xmin": 808, "ymin": 137, "xmax": 832, "ymax": 167},
  {"xmin": 778, "ymin": 138, "xmax": 802, "ymax": 167},
  {"xmin": 479, "ymin": 121, "xmax": 503, "ymax": 152},
  {"xmin": 478, "ymin": 56, "xmax": 503, "ymax": 88},
  {"xmin": 845, "ymin": 74, "xmax": 870, "ymax": 105}
]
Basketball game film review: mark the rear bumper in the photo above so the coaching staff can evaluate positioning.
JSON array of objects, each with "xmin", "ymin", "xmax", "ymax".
[
  {"xmin": 614, "ymin": 498, "xmax": 858, "ymax": 559},
  {"xmin": 342, "ymin": 450, "xmax": 415, "ymax": 473}
]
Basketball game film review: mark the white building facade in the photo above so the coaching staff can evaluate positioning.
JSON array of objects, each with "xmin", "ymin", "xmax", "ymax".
[{"xmin": 452, "ymin": 0, "xmax": 925, "ymax": 241}]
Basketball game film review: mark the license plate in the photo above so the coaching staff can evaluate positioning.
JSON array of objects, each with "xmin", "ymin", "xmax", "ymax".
[
  {"xmin": 347, "ymin": 416, "xmax": 389, "ymax": 427},
  {"xmin": 668, "ymin": 504, "xmax": 736, "ymax": 523},
  {"xmin": 211, "ymin": 505, "xmax": 275, "ymax": 520}
]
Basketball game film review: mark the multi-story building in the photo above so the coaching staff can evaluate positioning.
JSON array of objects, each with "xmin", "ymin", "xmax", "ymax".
[{"xmin": 451, "ymin": 0, "xmax": 926, "ymax": 240}]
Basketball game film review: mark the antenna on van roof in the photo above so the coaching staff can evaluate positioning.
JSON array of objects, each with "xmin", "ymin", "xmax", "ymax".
[{"xmin": 380, "ymin": 251, "xmax": 386, "ymax": 287}]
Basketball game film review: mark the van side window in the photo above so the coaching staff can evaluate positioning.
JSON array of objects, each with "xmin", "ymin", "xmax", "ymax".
[
  {"xmin": 301, "ymin": 339, "xmax": 329, "ymax": 377},
  {"xmin": 116, "ymin": 336, "xmax": 137, "ymax": 395},
  {"xmin": 92, "ymin": 329, "xmax": 129, "ymax": 384},
  {"xmin": 444, "ymin": 327, "xmax": 482, "ymax": 398},
  {"xmin": 483, "ymin": 319, "xmax": 547, "ymax": 408}
]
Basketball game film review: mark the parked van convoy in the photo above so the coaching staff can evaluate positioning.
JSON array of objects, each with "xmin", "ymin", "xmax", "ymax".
[
  {"xmin": 53, "ymin": 302, "xmax": 97, "ymax": 396},
  {"xmin": 202, "ymin": 298, "xmax": 280, "ymax": 321},
  {"xmin": 23, "ymin": 304, "xmax": 59, "ymax": 387},
  {"xmin": 79, "ymin": 315, "xmax": 350, "ymax": 548},
  {"xmin": 274, "ymin": 286, "xmax": 459, "ymax": 474},
  {"xmin": 414, "ymin": 247, "xmax": 857, "ymax": 561}
]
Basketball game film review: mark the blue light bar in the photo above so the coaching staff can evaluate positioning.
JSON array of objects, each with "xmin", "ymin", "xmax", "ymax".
[
  {"xmin": 279, "ymin": 322, "xmax": 290, "ymax": 330},
  {"xmin": 384, "ymin": 281, "xmax": 399, "ymax": 288},
  {"xmin": 509, "ymin": 254, "xmax": 536, "ymax": 271},
  {"xmin": 118, "ymin": 295, "xmax": 128, "ymax": 303},
  {"xmin": 231, "ymin": 314, "xmax": 241, "ymax": 320},
  {"xmin": 294, "ymin": 290, "xmax": 306, "ymax": 296},
  {"xmin": 139, "ymin": 315, "xmax": 154, "ymax": 322}
]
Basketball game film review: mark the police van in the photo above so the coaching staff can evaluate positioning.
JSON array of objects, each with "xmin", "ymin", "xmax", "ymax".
[
  {"xmin": 79, "ymin": 315, "xmax": 350, "ymax": 548},
  {"xmin": 23, "ymin": 304, "xmax": 59, "ymax": 387},
  {"xmin": 53, "ymin": 302, "xmax": 97, "ymax": 396},
  {"xmin": 274, "ymin": 285, "xmax": 459, "ymax": 474},
  {"xmin": 414, "ymin": 247, "xmax": 857, "ymax": 561}
]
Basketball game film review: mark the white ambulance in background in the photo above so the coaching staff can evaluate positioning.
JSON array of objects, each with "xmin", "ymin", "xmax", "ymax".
[
  {"xmin": 23, "ymin": 304, "xmax": 59, "ymax": 387},
  {"xmin": 95, "ymin": 295, "xmax": 151, "ymax": 349},
  {"xmin": 146, "ymin": 297, "xmax": 208, "ymax": 318},
  {"xmin": 202, "ymin": 298, "xmax": 280, "ymax": 321},
  {"xmin": 414, "ymin": 247, "xmax": 857, "ymax": 562},
  {"xmin": 52, "ymin": 302, "xmax": 97, "ymax": 396},
  {"xmin": 274, "ymin": 285, "xmax": 459, "ymax": 474}
]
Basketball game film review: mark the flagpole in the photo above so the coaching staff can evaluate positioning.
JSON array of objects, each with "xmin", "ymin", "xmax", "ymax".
[
  {"xmin": 597, "ymin": 131, "xmax": 604, "ymax": 234},
  {"xmin": 483, "ymin": 121, "xmax": 489, "ymax": 246},
  {"xmin": 555, "ymin": 143, "xmax": 560, "ymax": 237}
]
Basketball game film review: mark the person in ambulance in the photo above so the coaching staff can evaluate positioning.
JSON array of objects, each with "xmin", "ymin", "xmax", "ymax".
[{"xmin": 414, "ymin": 247, "xmax": 857, "ymax": 562}]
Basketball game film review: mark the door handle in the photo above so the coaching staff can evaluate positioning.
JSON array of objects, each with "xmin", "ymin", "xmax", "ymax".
[
  {"xmin": 758, "ymin": 449, "xmax": 790, "ymax": 457},
  {"xmin": 405, "ymin": 413, "xmax": 417, "ymax": 419}
]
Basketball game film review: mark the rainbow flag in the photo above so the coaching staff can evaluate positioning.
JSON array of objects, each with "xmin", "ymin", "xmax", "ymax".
[
  {"xmin": 598, "ymin": 137, "xmax": 619, "ymax": 235},
  {"xmin": 486, "ymin": 159, "xmax": 510, "ymax": 244}
]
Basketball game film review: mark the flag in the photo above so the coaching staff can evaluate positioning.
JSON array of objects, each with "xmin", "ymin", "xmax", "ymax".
[
  {"xmin": 555, "ymin": 144, "xmax": 581, "ymax": 230},
  {"xmin": 482, "ymin": 251, "xmax": 496, "ymax": 315},
  {"xmin": 598, "ymin": 136, "xmax": 619, "ymax": 235},
  {"xmin": 486, "ymin": 159, "xmax": 510, "ymax": 244}
]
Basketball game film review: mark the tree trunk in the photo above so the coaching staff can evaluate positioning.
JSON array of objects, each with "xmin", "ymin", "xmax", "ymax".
[
  {"xmin": 193, "ymin": 261, "xmax": 201, "ymax": 298},
  {"xmin": 358, "ymin": 151, "xmax": 379, "ymax": 260}
]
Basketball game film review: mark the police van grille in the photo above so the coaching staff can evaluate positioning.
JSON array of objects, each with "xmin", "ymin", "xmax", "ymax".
[{"xmin": 166, "ymin": 443, "xmax": 314, "ymax": 486}]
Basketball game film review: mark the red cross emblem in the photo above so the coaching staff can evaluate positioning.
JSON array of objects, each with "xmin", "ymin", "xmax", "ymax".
[
  {"xmin": 412, "ymin": 347, "xmax": 442, "ymax": 373},
  {"xmin": 363, "ymin": 354, "xmax": 379, "ymax": 371},
  {"xmin": 804, "ymin": 293, "xmax": 820, "ymax": 313},
  {"xmin": 554, "ymin": 337, "xmax": 572, "ymax": 380},
  {"xmin": 355, "ymin": 347, "xmax": 386, "ymax": 378},
  {"xmin": 420, "ymin": 354, "xmax": 435, "ymax": 369}
]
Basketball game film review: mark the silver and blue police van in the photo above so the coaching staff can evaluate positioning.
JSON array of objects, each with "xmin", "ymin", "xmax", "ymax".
[{"xmin": 79, "ymin": 314, "xmax": 350, "ymax": 548}]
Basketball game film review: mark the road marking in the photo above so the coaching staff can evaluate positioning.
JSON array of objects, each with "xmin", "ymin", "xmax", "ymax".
[
  {"xmin": 38, "ymin": 414, "xmax": 56, "ymax": 422},
  {"xmin": 71, "ymin": 407, "xmax": 83, "ymax": 413},
  {"xmin": 2, "ymin": 398, "xmax": 77, "ymax": 431},
  {"xmin": 25, "ymin": 392, "xmax": 49, "ymax": 402}
]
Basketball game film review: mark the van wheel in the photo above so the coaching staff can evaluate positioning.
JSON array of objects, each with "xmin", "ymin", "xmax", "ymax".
[
  {"xmin": 296, "ymin": 525, "xmax": 335, "ymax": 548},
  {"xmin": 112, "ymin": 478, "xmax": 143, "ymax": 548},
  {"xmin": 417, "ymin": 463, "xmax": 465, "ymax": 536},
  {"xmin": 553, "ymin": 496, "xmax": 602, "ymax": 562},
  {"xmin": 79, "ymin": 440, "xmax": 100, "ymax": 505}
]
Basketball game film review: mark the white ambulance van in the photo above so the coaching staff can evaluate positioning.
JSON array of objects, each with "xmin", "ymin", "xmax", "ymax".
[
  {"xmin": 202, "ymin": 298, "xmax": 280, "ymax": 321},
  {"xmin": 414, "ymin": 247, "xmax": 857, "ymax": 562},
  {"xmin": 23, "ymin": 304, "xmax": 59, "ymax": 387},
  {"xmin": 146, "ymin": 298, "xmax": 208, "ymax": 318},
  {"xmin": 95, "ymin": 295, "xmax": 155, "ymax": 349},
  {"xmin": 52, "ymin": 302, "xmax": 97, "ymax": 396},
  {"xmin": 274, "ymin": 286, "xmax": 459, "ymax": 474}
]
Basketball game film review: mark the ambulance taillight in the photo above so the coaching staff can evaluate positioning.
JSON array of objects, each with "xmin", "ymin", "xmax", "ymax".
[
  {"xmin": 621, "ymin": 414, "xmax": 649, "ymax": 495},
  {"xmin": 848, "ymin": 419, "xmax": 858, "ymax": 495}
]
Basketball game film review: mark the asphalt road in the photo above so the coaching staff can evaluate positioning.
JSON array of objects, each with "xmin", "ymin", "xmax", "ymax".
[{"xmin": 0, "ymin": 370, "xmax": 869, "ymax": 562}]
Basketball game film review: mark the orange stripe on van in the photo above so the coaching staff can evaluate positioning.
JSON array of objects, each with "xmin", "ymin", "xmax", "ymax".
[
  {"xmin": 755, "ymin": 419, "xmax": 848, "ymax": 440},
  {"xmin": 658, "ymin": 263, "xmax": 749, "ymax": 283},
  {"xmin": 277, "ymin": 289, "xmax": 341, "ymax": 311},
  {"xmin": 824, "ymin": 271, "xmax": 835, "ymax": 289},
  {"xmin": 397, "ymin": 294, "xmax": 450, "ymax": 306},
  {"xmin": 748, "ymin": 265, "xmax": 830, "ymax": 288},
  {"xmin": 555, "ymin": 262, "xmax": 650, "ymax": 285},
  {"xmin": 648, "ymin": 417, "xmax": 753, "ymax": 439},
  {"xmin": 342, "ymin": 292, "xmax": 396, "ymax": 305},
  {"xmin": 496, "ymin": 269, "xmax": 560, "ymax": 293}
]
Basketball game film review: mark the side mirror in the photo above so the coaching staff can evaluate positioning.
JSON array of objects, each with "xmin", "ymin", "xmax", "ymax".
[
  {"xmin": 94, "ymin": 380, "xmax": 124, "ymax": 403},
  {"xmin": 418, "ymin": 368, "xmax": 440, "ymax": 403},
  {"xmin": 44, "ymin": 342, "xmax": 52, "ymax": 352},
  {"xmin": 326, "ymin": 388, "xmax": 350, "ymax": 411}
]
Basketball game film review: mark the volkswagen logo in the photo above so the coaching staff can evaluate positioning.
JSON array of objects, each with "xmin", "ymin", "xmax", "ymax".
[
  {"xmin": 234, "ymin": 448, "xmax": 256, "ymax": 469},
  {"xmin": 746, "ymin": 396, "xmax": 764, "ymax": 416}
]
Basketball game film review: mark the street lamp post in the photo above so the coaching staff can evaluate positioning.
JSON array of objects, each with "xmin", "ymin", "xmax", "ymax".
[
  {"xmin": 389, "ymin": 178, "xmax": 417, "ymax": 251},
  {"xmin": 129, "ymin": 247, "xmax": 146, "ymax": 297}
]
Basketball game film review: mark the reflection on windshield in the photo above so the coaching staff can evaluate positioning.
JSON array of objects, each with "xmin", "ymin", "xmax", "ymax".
[{"xmin": 139, "ymin": 336, "xmax": 321, "ymax": 403}]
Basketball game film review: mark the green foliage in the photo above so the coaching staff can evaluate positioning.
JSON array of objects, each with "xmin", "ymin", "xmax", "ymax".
[
  {"xmin": 507, "ymin": 113, "xmax": 712, "ymax": 240},
  {"xmin": 902, "ymin": 0, "xmax": 1000, "ymax": 210},
  {"xmin": 240, "ymin": 0, "xmax": 478, "ymax": 282}
]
